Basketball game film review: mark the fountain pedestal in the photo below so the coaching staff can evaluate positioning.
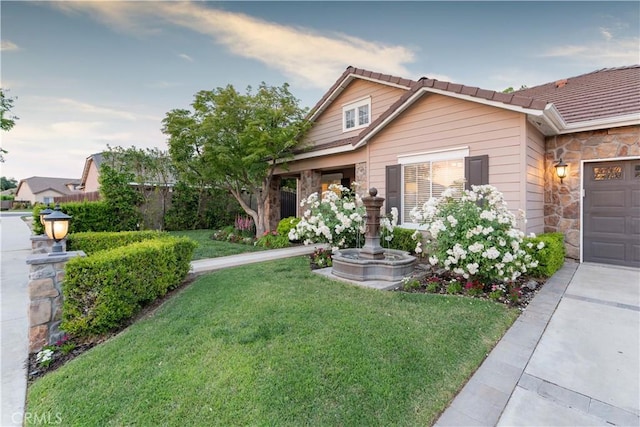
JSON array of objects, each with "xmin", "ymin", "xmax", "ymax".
[{"xmin": 330, "ymin": 187, "xmax": 416, "ymax": 288}]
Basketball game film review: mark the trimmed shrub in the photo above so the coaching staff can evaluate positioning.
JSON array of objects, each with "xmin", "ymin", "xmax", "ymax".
[
  {"xmin": 524, "ymin": 232, "xmax": 565, "ymax": 278},
  {"xmin": 382, "ymin": 227, "xmax": 418, "ymax": 253},
  {"xmin": 33, "ymin": 201, "xmax": 132, "ymax": 235},
  {"xmin": 62, "ymin": 236, "xmax": 196, "ymax": 337},
  {"xmin": 255, "ymin": 231, "xmax": 290, "ymax": 249},
  {"xmin": 277, "ymin": 217, "xmax": 300, "ymax": 237},
  {"xmin": 67, "ymin": 231, "xmax": 167, "ymax": 255}
]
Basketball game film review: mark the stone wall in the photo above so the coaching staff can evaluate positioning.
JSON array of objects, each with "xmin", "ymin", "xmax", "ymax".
[
  {"xmin": 265, "ymin": 176, "xmax": 281, "ymax": 231},
  {"xmin": 26, "ymin": 251, "xmax": 85, "ymax": 353},
  {"xmin": 355, "ymin": 162, "xmax": 367, "ymax": 198},
  {"xmin": 31, "ymin": 235, "xmax": 66, "ymax": 254},
  {"xmin": 544, "ymin": 125, "xmax": 640, "ymax": 259},
  {"xmin": 298, "ymin": 170, "xmax": 322, "ymax": 216}
]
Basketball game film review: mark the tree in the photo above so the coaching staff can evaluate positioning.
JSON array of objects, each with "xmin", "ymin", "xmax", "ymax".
[
  {"xmin": 162, "ymin": 83, "xmax": 310, "ymax": 237},
  {"xmin": 0, "ymin": 88, "xmax": 19, "ymax": 162},
  {"xmin": 1, "ymin": 176, "xmax": 17, "ymax": 191},
  {"xmin": 103, "ymin": 146, "xmax": 176, "ymax": 229},
  {"xmin": 502, "ymin": 85, "xmax": 528, "ymax": 94}
]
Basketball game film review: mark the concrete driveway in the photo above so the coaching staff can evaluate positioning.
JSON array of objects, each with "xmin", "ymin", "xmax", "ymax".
[
  {"xmin": 1, "ymin": 212, "xmax": 31, "ymax": 426},
  {"xmin": 436, "ymin": 262, "xmax": 640, "ymax": 426},
  {"xmin": 498, "ymin": 263, "xmax": 640, "ymax": 426}
]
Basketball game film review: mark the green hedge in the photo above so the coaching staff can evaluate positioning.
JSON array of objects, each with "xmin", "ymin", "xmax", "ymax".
[
  {"xmin": 67, "ymin": 230, "xmax": 167, "ymax": 255},
  {"xmin": 382, "ymin": 227, "xmax": 419, "ymax": 253},
  {"xmin": 33, "ymin": 201, "xmax": 127, "ymax": 235},
  {"xmin": 62, "ymin": 236, "xmax": 196, "ymax": 337},
  {"xmin": 277, "ymin": 217, "xmax": 300, "ymax": 237},
  {"xmin": 524, "ymin": 232, "xmax": 565, "ymax": 278}
]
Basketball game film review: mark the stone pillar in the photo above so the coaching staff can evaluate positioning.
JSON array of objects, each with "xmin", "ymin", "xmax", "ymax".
[
  {"xmin": 26, "ymin": 251, "xmax": 85, "ymax": 353},
  {"xmin": 298, "ymin": 170, "xmax": 322, "ymax": 216},
  {"xmin": 265, "ymin": 176, "xmax": 281, "ymax": 232},
  {"xmin": 355, "ymin": 162, "xmax": 368, "ymax": 198},
  {"xmin": 31, "ymin": 235, "xmax": 66, "ymax": 254},
  {"xmin": 360, "ymin": 188, "xmax": 385, "ymax": 260}
]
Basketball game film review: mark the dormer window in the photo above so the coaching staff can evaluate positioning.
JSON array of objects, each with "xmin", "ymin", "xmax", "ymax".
[{"xmin": 342, "ymin": 97, "xmax": 371, "ymax": 132}]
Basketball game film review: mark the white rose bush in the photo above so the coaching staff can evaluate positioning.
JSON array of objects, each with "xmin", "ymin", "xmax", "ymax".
[
  {"xmin": 289, "ymin": 184, "xmax": 367, "ymax": 251},
  {"xmin": 290, "ymin": 183, "xmax": 399, "ymax": 252},
  {"xmin": 411, "ymin": 185, "xmax": 540, "ymax": 284}
]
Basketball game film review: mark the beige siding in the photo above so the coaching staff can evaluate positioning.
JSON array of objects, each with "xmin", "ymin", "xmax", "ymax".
[
  {"xmin": 304, "ymin": 79, "xmax": 407, "ymax": 148},
  {"xmin": 84, "ymin": 162, "xmax": 100, "ymax": 193},
  {"xmin": 15, "ymin": 183, "xmax": 36, "ymax": 204},
  {"xmin": 525, "ymin": 122, "xmax": 545, "ymax": 234},
  {"xmin": 366, "ymin": 94, "xmax": 526, "ymax": 222}
]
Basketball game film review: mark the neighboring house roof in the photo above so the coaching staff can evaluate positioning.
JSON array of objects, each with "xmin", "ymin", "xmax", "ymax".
[
  {"xmin": 79, "ymin": 152, "xmax": 104, "ymax": 190},
  {"xmin": 16, "ymin": 176, "xmax": 81, "ymax": 196},
  {"xmin": 513, "ymin": 65, "xmax": 640, "ymax": 124},
  {"xmin": 299, "ymin": 65, "xmax": 640, "ymax": 155}
]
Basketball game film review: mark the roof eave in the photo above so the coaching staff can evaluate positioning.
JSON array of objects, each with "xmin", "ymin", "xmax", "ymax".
[{"xmin": 557, "ymin": 113, "xmax": 640, "ymax": 134}]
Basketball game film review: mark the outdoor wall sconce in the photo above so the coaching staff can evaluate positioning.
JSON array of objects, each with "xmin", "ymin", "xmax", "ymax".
[
  {"xmin": 38, "ymin": 205, "xmax": 53, "ymax": 226},
  {"xmin": 554, "ymin": 158, "xmax": 568, "ymax": 183},
  {"xmin": 43, "ymin": 204, "xmax": 72, "ymax": 253}
]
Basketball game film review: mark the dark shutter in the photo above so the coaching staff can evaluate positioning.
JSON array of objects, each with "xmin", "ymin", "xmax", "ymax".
[
  {"xmin": 465, "ymin": 155, "xmax": 489, "ymax": 190},
  {"xmin": 385, "ymin": 164, "xmax": 402, "ymax": 222}
]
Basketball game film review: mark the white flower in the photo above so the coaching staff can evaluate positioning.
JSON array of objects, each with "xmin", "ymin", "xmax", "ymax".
[
  {"xmin": 415, "ymin": 242, "xmax": 423, "ymax": 254},
  {"xmin": 468, "ymin": 242, "xmax": 484, "ymax": 253},
  {"xmin": 447, "ymin": 215, "xmax": 458, "ymax": 227},
  {"xmin": 483, "ymin": 247, "xmax": 500, "ymax": 260},
  {"xmin": 502, "ymin": 252, "xmax": 514, "ymax": 263},
  {"xmin": 480, "ymin": 210, "xmax": 496, "ymax": 221},
  {"xmin": 537, "ymin": 241, "xmax": 545, "ymax": 250},
  {"xmin": 428, "ymin": 254, "xmax": 438, "ymax": 265},
  {"xmin": 467, "ymin": 262, "xmax": 479, "ymax": 275}
]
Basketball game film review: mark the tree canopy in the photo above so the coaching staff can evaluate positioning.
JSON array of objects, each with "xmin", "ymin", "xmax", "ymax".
[
  {"xmin": 162, "ymin": 82, "xmax": 310, "ymax": 236},
  {"xmin": 0, "ymin": 88, "xmax": 18, "ymax": 162}
]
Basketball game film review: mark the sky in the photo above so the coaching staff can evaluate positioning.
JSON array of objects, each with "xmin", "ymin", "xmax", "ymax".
[{"xmin": 1, "ymin": 1, "xmax": 638, "ymax": 182}]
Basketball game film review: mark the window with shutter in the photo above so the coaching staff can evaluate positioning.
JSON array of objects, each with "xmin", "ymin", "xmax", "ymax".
[{"xmin": 397, "ymin": 148, "xmax": 468, "ymax": 226}]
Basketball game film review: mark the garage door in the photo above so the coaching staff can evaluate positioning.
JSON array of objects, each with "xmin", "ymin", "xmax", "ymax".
[{"xmin": 583, "ymin": 160, "xmax": 640, "ymax": 267}]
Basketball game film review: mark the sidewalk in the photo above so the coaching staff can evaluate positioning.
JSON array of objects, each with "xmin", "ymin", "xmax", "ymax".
[
  {"xmin": 190, "ymin": 244, "xmax": 326, "ymax": 276},
  {"xmin": 1, "ymin": 214, "xmax": 32, "ymax": 427},
  {"xmin": 435, "ymin": 262, "xmax": 640, "ymax": 426}
]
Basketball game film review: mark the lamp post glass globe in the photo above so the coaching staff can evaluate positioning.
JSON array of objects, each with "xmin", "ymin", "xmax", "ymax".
[
  {"xmin": 43, "ymin": 205, "xmax": 72, "ymax": 253},
  {"xmin": 39, "ymin": 206, "xmax": 53, "ymax": 226}
]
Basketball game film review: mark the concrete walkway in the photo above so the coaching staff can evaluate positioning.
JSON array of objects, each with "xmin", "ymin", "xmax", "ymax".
[
  {"xmin": 1, "ymin": 213, "xmax": 32, "ymax": 427},
  {"xmin": 435, "ymin": 262, "xmax": 640, "ymax": 426}
]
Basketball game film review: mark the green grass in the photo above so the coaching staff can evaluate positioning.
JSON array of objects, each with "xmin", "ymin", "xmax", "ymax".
[
  {"xmin": 27, "ymin": 257, "xmax": 518, "ymax": 426},
  {"xmin": 168, "ymin": 229, "xmax": 263, "ymax": 260}
]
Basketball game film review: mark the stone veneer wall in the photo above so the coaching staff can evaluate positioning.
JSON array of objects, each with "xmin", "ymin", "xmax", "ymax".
[
  {"xmin": 26, "ymin": 251, "xmax": 85, "ymax": 353},
  {"xmin": 266, "ymin": 176, "xmax": 281, "ymax": 231},
  {"xmin": 544, "ymin": 125, "xmax": 640, "ymax": 259},
  {"xmin": 298, "ymin": 170, "xmax": 322, "ymax": 216},
  {"xmin": 355, "ymin": 162, "xmax": 367, "ymax": 198}
]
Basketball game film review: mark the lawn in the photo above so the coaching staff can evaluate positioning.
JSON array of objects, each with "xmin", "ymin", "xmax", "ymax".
[
  {"xmin": 27, "ymin": 257, "xmax": 518, "ymax": 426},
  {"xmin": 168, "ymin": 229, "xmax": 263, "ymax": 259}
]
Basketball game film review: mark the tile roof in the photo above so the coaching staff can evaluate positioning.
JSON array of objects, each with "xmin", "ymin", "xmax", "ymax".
[
  {"xmin": 307, "ymin": 66, "xmax": 415, "ymax": 120},
  {"xmin": 513, "ymin": 65, "xmax": 640, "ymax": 123},
  {"xmin": 18, "ymin": 176, "xmax": 81, "ymax": 195},
  {"xmin": 301, "ymin": 65, "xmax": 640, "ymax": 154}
]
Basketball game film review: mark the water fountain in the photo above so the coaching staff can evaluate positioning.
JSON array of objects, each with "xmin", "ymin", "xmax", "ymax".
[{"xmin": 331, "ymin": 188, "xmax": 416, "ymax": 289}]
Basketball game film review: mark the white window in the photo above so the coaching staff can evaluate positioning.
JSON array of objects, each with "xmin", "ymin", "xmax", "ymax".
[
  {"xmin": 342, "ymin": 98, "xmax": 371, "ymax": 132},
  {"xmin": 398, "ymin": 148, "xmax": 468, "ymax": 225},
  {"xmin": 43, "ymin": 196, "xmax": 54, "ymax": 204}
]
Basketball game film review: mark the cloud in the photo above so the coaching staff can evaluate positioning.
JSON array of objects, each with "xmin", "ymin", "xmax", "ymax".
[
  {"xmin": 48, "ymin": 1, "xmax": 416, "ymax": 88},
  {"xmin": 540, "ymin": 28, "xmax": 639, "ymax": 66},
  {"xmin": 178, "ymin": 53, "xmax": 194, "ymax": 62},
  {"xmin": 418, "ymin": 72, "xmax": 455, "ymax": 83},
  {"xmin": 1, "ymin": 40, "xmax": 20, "ymax": 51},
  {"xmin": 54, "ymin": 98, "xmax": 160, "ymax": 121}
]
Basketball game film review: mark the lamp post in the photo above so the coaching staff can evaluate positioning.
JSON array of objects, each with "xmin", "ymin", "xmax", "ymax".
[
  {"xmin": 554, "ymin": 158, "xmax": 568, "ymax": 184},
  {"xmin": 43, "ymin": 204, "xmax": 72, "ymax": 253},
  {"xmin": 38, "ymin": 205, "xmax": 53, "ymax": 227}
]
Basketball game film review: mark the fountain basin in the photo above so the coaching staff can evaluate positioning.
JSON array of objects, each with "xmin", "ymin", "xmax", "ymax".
[{"xmin": 332, "ymin": 248, "xmax": 416, "ymax": 282}]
